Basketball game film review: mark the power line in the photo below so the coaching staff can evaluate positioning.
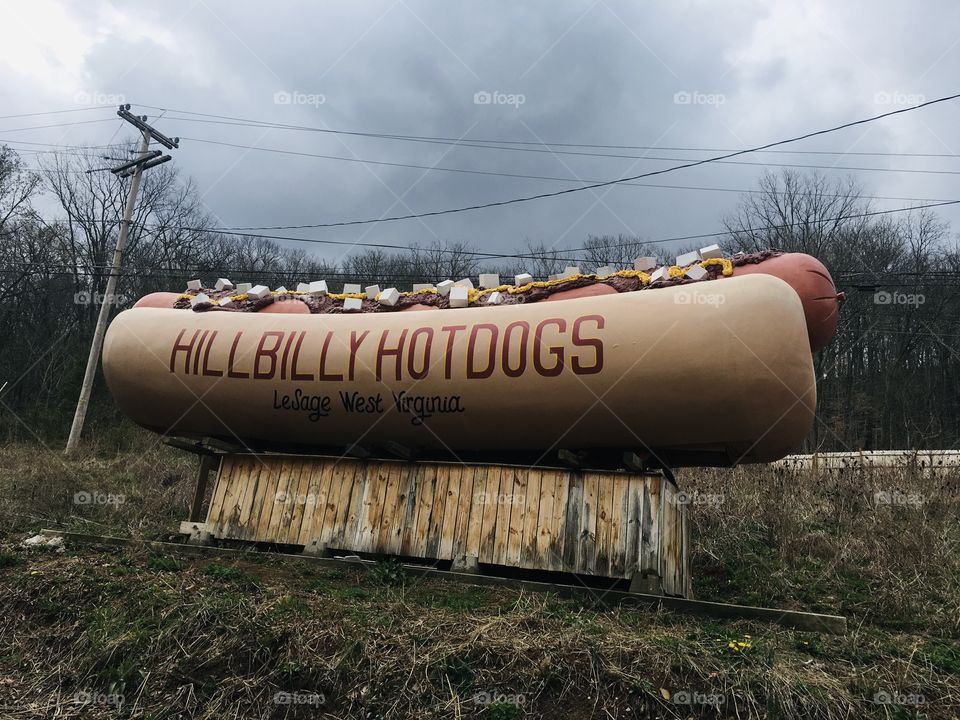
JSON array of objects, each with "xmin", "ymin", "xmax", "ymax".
[
  {"xmin": 181, "ymin": 92, "xmax": 960, "ymax": 232},
  {"xmin": 0, "ymin": 106, "xmax": 116, "ymax": 121},
  {"xmin": 143, "ymin": 199, "xmax": 958, "ymax": 264},
  {"xmin": 20, "ymin": 168, "xmax": 106, "ymax": 175},
  {"xmin": 5, "ymin": 191, "xmax": 957, "ymax": 266},
  {"xmin": 178, "ymin": 121, "xmax": 960, "ymax": 172},
  {"xmin": 13, "ymin": 149, "xmax": 113, "ymax": 161},
  {"xmin": 549, "ymin": 200, "xmax": 960, "ymax": 255},
  {"xmin": 0, "ymin": 118, "xmax": 117, "ymax": 134},
  {"xmin": 0, "ymin": 265, "xmax": 449, "ymax": 280},
  {"xmin": 2, "ymin": 138, "xmax": 122, "ymax": 150},
  {"xmin": 6, "ymin": 135, "xmax": 952, "ymax": 206},
  {"xmin": 7, "ymin": 99, "xmax": 958, "ymax": 265},
  {"xmin": 5, "ymin": 261, "xmax": 960, "ymax": 287},
  {"xmin": 184, "ymin": 135, "xmax": 959, "ymax": 200},
  {"xmin": 138, "ymin": 104, "xmax": 960, "ymax": 159}
]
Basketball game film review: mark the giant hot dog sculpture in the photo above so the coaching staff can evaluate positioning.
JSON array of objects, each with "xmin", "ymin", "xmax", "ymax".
[{"xmin": 103, "ymin": 251, "xmax": 842, "ymax": 466}]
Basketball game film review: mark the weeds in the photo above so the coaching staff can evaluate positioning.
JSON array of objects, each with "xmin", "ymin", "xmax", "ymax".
[
  {"xmin": 0, "ymin": 551, "xmax": 23, "ymax": 569},
  {"xmin": 203, "ymin": 562, "xmax": 258, "ymax": 588},
  {"xmin": 368, "ymin": 557, "xmax": 407, "ymax": 586},
  {"xmin": 0, "ymin": 438, "xmax": 957, "ymax": 718},
  {"xmin": 146, "ymin": 554, "xmax": 180, "ymax": 572}
]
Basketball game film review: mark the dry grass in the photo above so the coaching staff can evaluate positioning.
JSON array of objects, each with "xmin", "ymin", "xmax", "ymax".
[
  {"xmin": 2, "ymin": 547, "xmax": 958, "ymax": 719},
  {"xmin": 0, "ymin": 431, "xmax": 957, "ymax": 718},
  {"xmin": 678, "ymin": 464, "xmax": 960, "ymax": 634},
  {"xmin": 0, "ymin": 427, "xmax": 195, "ymax": 539}
]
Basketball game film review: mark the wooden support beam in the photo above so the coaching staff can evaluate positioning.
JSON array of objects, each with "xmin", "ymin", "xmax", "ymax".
[
  {"xmin": 203, "ymin": 437, "xmax": 247, "ymax": 454},
  {"xmin": 622, "ymin": 451, "xmax": 649, "ymax": 472},
  {"xmin": 345, "ymin": 443, "xmax": 371, "ymax": 459},
  {"xmin": 383, "ymin": 441, "xmax": 415, "ymax": 461},
  {"xmin": 189, "ymin": 454, "xmax": 218, "ymax": 522},
  {"xmin": 558, "ymin": 449, "xmax": 585, "ymax": 468},
  {"xmin": 163, "ymin": 437, "xmax": 210, "ymax": 455}
]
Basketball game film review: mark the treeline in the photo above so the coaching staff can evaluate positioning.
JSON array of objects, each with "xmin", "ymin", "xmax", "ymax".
[{"xmin": 1, "ymin": 143, "xmax": 958, "ymax": 450}]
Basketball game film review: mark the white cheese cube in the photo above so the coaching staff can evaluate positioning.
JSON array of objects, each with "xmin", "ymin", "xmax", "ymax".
[
  {"xmin": 436, "ymin": 280, "xmax": 455, "ymax": 296},
  {"xmin": 676, "ymin": 250, "xmax": 701, "ymax": 267},
  {"xmin": 650, "ymin": 267, "xmax": 671, "ymax": 283},
  {"xmin": 699, "ymin": 243, "xmax": 723, "ymax": 260},
  {"xmin": 378, "ymin": 287, "xmax": 400, "ymax": 306},
  {"xmin": 449, "ymin": 286, "xmax": 470, "ymax": 308}
]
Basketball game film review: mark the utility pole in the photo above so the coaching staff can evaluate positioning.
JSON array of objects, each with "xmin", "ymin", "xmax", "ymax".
[{"xmin": 64, "ymin": 105, "xmax": 178, "ymax": 454}]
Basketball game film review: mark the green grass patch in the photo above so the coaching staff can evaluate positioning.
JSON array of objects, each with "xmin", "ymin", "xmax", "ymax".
[
  {"xmin": 0, "ymin": 551, "xmax": 24, "ymax": 569},
  {"xmin": 791, "ymin": 632, "xmax": 824, "ymax": 656},
  {"xmin": 338, "ymin": 586, "xmax": 370, "ymax": 601},
  {"xmin": 367, "ymin": 557, "xmax": 407, "ymax": 586},
  {"xmin": 436, "ymin": 654, "xmax": 474, "ymax": 690},
  {"xmin": 488, "ymin": 701, "xmax": 524, "ymax": 720},
  {"xmin": 146, "ymin": 554, "xmax": 181, "ymax": 572},
  {"xmin": 203, "ymin": 562, "xmax": 258, "ymax": 588},
  {"xmin": 271, "ymin": 595, "xmax": 310, "ymax": 619},
  {"xmin": 919, "ymin": 638, "xmax": 960, "ymax": 674},
  {"xmin": 410, "ymin": 587, "xmax": 489, "ymax": 612}
]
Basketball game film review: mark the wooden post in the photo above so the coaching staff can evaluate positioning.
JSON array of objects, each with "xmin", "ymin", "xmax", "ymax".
[
  {"xmin": 64, "ymin": 129, "xmax": 151, "ymax": 454},
  {"xmin": 190, "ymin": 454, "xmax": 218, "ymax": 522}
]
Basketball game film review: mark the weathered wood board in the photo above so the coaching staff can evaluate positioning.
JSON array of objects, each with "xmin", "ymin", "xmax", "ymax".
[{"xmin": 206, "ymin": 454, "xmax": 691, "ymax": 596}]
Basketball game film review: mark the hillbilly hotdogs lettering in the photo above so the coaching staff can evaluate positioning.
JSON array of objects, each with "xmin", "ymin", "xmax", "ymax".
[
  {"xmin": 102, "ymin": 276, "xmax": 822, "ymax": 464},
  {"xmin": 167, "ymin": 316, "xmax": 604, "ymax": 382}
]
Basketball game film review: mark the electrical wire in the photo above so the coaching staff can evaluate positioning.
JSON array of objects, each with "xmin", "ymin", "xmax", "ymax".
[
  {"xmin": 4, "ymin": 136, "xmax": 952, "ymax": 205},
  {"xmin": 137, "ymin": 104, "xmax": 960, "ymax": 159},
  {"xmin": 177, "ymin": 123, "xmax": 960, "ymax": 173},
  {"xmin": 1, "ymin": 138, "xmax": 124, "ymax": 150},
  {"xmin": 4, "ymin": 100, "xmax": 958, "ymax": 266},
  {"xmin": 179, "ymin": 92, "xmax": 960, "ymax": 231},
  {"xmin": 4, "ymin": 262, "xmax": 960, "ymax": 286},
  {"xmin": 126, "ymin": 199, "xmax": 959, "ymax": 264},
  {"xmin": 0, "ymin": 118, "xmax": 118, "ymax": 134},
  {"xmin": 0, "ymin": 105, "xmax": 116, "ymax": 120},
  {"xmin": 182, "ymin": 135, "xmax": 960, "ymax": 200}
]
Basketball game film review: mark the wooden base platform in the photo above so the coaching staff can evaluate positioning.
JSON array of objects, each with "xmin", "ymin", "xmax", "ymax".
[{"xmin": 199, "ymin": 453, "xmax": 691, "ymax": 598}]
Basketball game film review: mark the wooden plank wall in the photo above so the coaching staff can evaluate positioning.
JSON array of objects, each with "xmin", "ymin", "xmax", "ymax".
[{"xmin": 206, "ymin": 455, "xmax": 689, "ymax": 593}]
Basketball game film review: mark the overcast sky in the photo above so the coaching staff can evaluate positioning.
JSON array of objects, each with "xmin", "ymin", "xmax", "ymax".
[{"xmin": 2, "ymin": 0, "xmax": 959, "ymax": 267}]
